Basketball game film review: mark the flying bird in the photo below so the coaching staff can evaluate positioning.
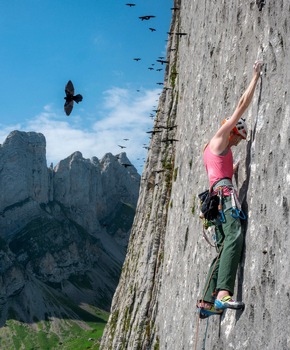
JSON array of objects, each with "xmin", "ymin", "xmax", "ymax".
[
  {"xmin": 157, "ymin": 59, "xmax": 169, "ymax": 65},
  {"xmin": 146, "ymin": 130, "xmax": 162, "ymax": 135},
  {"xmin": 155, "ymin": 125, "xmax": 177, "ymax": 130},
  {"xmin": 149, "ymin": 28, "xmax": 156, "ymax": 32},
  {"xmin": 134, "ymin": 58, "xmax": 141, "ymax": 61},
  {"xmin": 156, "ymin": 68, "xmax": 162, "ymax": 71},
  {"xmin": 126, "ymin": 3, "xmax": 136, "ymax": 6},
  {"xmin": 161, "ymin": 138, "xmax": 179, "ymax": 143},
  {"xmin": 64, "ymin": 80, "xmax": 83, "ymax": 116},
  {"xmin": 156, "ymin": 82, "xmax": 164, "ymax": 85},
  {"xmin": 139, "ymin": 15, "xmax": 156, "ymax": 21},
  {"xmin": 148, "ymin": 67, "xmax": 154, "ymax": 70},
  {"xmin": 118, "ymin": 145, "xmax": 127, "ymax": 149},
  {"xmin": 122, "ymin": 163, "xmax": 133, "ymax": 168}
]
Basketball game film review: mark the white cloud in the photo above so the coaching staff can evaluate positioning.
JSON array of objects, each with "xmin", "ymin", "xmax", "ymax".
[{"xmin": 0, "ymin": 88, "xmax": 161, "ymax": 172}]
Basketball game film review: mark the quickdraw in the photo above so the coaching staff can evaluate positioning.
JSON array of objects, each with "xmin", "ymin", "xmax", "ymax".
[
  {"xmin": 230, "ymin": 190, "xmax": 247, "ymax": 220},
  {"xmin": 217, "ymin": 187, "xmax": 226, "ymax": 223}
]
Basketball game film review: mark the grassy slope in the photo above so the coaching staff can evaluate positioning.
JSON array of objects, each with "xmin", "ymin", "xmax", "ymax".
[{"xmin": 0, "ymin": 307, "xmax": 109, "ymax": 350}]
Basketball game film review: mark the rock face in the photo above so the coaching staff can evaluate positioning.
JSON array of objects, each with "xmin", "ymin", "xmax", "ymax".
[
  {"xmin": 101, "ymin": 1, "xmax": 290, "ymax": 349},
  {"xmin": 0, "ymin": 130, "xmax": 140, "ymax": 324}
]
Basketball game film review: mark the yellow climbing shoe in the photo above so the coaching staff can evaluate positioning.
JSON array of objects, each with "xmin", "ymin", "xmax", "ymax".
[{"xmin": 214, "ymin": 296, "xmax": 245, "ymax": 310}]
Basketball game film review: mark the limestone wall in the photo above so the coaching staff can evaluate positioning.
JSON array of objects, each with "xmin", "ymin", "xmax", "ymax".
[{"xmin": 101, "ymin": 0, "xmax": 290, "ymax": 349}]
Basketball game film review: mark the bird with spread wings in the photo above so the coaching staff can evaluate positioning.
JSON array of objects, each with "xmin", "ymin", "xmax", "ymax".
[{"xmin": 64, "ymin": 80, "xmax": 83, "ymax": 116}]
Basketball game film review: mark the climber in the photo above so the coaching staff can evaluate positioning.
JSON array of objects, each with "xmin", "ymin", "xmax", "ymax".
[{"xmin": 197, "ymin": 60, "xmax": 263, "ymax": 318}]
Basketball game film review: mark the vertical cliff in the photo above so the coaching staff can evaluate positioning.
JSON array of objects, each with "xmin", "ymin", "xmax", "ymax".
[{"xmin": 101, "ymin": 1, "xmax": 290, "ymax": 349}]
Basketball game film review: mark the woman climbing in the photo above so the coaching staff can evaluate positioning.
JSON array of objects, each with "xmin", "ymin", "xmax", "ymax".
[{"xmin": 198, "ymin": 60, "xmax": 263, "ymax": 318}]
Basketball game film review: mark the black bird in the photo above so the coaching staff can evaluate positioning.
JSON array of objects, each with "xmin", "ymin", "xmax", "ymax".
[
  {"xmin": 122, "ymin": 163, "xmax": 133, "ymax": 168},
  {"xmin": 148, "ymin": 67, "xmax": 154, "ymax": 70},
  {"xmin": 156, "ymin": 82, "xmax": 164, "ymax": 85},
  {"xmin": 134, "ymin": 58, "xmax": 141, "ymax": 61},
  {"xmin": 161, "ymin": 138, "xmax": 179, "ymax": 143},
  {"xmin": 149, "ymin": 27, "xmax": 156, "ymax": 32},
  {"xmin": 171, "ymin": 7, "xmax": 180, "ymax": 10},
  {"xmin": 64, "ymin": 80, "xmax": 83, "ymax": 116},
  {"xmin": 126, "ymin": 3, "xmax": 136, "ymax": 6},
  {"xmin": 176, "ymin": 32, "xmax": 187, "ymax": 36},
  {"xmin": 156, "ymin": 68, "xmax": 162, "ymax": 71},
  {"xmin": 139, "ymin": 15, "xmax": 156, "ymax": 21},
  {"xmin": 155, "ymin": 125, "xmax": 177, "ymax": 130},
  {"xmin": 157, "ymin": 59, "xmax": 169, "ymax": 65},
  {"xmin": 118, "ymin": 145, "xmax": 127, "ymax": 149},
  {"xmin": 146, "ymin": 130, "xmax": 162, "ymax": 135}
]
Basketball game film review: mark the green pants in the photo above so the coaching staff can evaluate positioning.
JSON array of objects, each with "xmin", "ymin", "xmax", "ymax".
[{"xmin": 203, "ymin": 200, "xmax": 244, "ymax": 303}]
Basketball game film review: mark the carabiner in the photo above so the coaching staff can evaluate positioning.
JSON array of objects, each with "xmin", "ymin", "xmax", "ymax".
[
  {"xmin": 231, "ymin": 207, "xmax": 240, "ymax": 219},
  {"xmin": 238, "ymin": 209, "xmax": 247, "ymax": 220},
  {"xmin": 218, "ymin": 187, "xmax": 226, "ymax": 223},
  {"xmin": 230, "ymin": 192, "xmax": 247, "ymax": 219}
]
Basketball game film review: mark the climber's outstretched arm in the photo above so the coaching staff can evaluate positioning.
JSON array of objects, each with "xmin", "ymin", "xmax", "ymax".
[
  {"xmin": 209, "ymin": 60, "xmax": 263, "ymax": 154},
  {"xmin": 231, "ymin": 60, "xmax": 263, "ymax": 120}
]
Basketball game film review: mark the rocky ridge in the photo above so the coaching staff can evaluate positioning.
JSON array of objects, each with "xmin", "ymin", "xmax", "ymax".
[
  {"xmin": 100, "ymin": 1, "xmax": 290, "ymax": 349},
  {"xmin": 0, "ymin": 130, "xmax": 140, "ymax": 328}
]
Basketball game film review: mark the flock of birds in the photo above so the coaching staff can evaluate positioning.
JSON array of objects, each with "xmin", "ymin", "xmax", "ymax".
[{"xmin": 63, "ymin": 3, "xmax": 186, "ymax": 169}]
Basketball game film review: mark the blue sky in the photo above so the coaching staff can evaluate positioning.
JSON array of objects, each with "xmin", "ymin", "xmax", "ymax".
[{"xmin": 0, "ymin": 1, "xmax": 172, "ymax": 171}]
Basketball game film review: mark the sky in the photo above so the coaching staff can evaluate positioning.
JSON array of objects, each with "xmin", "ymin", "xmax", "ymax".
[{"xmin": 0, "ymin": 1, "xmax": 172, "ymax": 172}]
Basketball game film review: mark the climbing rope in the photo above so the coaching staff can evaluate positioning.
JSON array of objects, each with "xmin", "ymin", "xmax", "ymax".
[
  {"xmin": 202, "ymin": 318, "xmax": 210, "ymax": 350},
  {"xmin": 194, "ymin": 241, "xmax": 224, "ymax": 350}
]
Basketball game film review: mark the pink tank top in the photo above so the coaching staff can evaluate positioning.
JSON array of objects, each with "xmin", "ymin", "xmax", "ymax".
[{"xmin": 203, "ymin": 145, "xmax": 233, "ymax": 188}]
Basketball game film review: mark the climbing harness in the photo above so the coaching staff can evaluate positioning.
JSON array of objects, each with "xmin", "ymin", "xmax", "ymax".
[{"xmin": 198, "ymin": 177, "xmax": 247, "ymax": 248}]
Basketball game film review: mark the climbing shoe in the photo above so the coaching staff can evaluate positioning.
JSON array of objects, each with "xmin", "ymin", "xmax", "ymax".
[
  {"xmin": 197, "ymin": 305, "xmax": 223, "ymax": 319},
  {"xmin": 214, "ymin": 296, "xmax": 245, "ymax": 310}
]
